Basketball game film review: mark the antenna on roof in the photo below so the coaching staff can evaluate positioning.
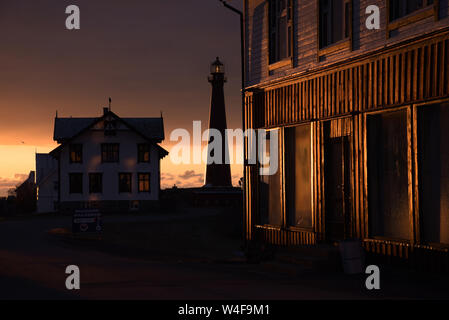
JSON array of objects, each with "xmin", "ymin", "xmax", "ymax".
[
  {"xmin": 108, "ymin": 97, "xmax": 112, "ymax": 111},
  {"xmin": 160, "ymin": 111, "xmax": 163, "ymax": 118},
  {"xmin": 55, "ymin": 110, "xmax": 58, "ymax": 118}
]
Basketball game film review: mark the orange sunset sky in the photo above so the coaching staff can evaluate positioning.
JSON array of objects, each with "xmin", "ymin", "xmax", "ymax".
[{"xmin": 0, "ymin": 0, "xmax": 244, "ymax": 196}]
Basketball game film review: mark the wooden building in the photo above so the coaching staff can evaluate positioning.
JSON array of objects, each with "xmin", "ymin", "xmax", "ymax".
[{"xmin": 243, "ymin": 0, "xmax": 449, "ymax": 271}]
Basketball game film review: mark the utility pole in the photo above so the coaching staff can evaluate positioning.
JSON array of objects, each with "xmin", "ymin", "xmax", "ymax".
[{"xmin": 218, "ymin": 0, "xmax": 247, "ymax": 249}]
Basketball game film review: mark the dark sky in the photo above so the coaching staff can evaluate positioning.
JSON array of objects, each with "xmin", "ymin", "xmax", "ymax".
[{"xmin": 0, "ymin": 0, "xmax": 243, "ymax": 191}]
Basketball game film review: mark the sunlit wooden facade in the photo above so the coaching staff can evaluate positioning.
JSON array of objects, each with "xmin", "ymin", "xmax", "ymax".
[{"xmin": 243, "ymin": 0, "xmax": 449, "ymax": 271}]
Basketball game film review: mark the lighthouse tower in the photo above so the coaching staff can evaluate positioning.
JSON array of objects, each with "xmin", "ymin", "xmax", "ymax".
[{"xmin": 205, "ymin": 57, "xmax": 232, "ymax": 187}]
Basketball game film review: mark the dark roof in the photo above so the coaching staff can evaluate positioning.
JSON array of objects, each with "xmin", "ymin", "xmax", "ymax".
[{"xmin": 53, "ymin": 113, "xmax": 165, "ymax": 142}]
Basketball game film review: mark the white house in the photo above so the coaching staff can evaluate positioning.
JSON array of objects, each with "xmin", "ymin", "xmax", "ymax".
[{"xmin": 36, "ymin": 108, "xmax": 168, "ymax": 213}]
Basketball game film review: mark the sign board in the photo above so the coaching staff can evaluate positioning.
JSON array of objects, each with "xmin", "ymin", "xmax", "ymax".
[{"xmin": 72, "ymin": 209, "xmax": 103, "ymax": 233}]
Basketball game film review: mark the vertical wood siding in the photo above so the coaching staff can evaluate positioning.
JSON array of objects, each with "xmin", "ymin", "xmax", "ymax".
[{"xmin": 244, "ymin": 31, "xmax": 449, "ymax": 269}]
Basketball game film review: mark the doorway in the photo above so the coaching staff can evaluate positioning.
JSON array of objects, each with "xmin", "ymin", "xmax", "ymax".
[{"xmin": 324, "ymin": 121, "xmax": 352, "ymax": 243}]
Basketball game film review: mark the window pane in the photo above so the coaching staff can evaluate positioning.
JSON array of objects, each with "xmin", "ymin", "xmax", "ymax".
[
  {"xmin": 269, "ymin": 0, "xmax": 292, "ymax": 63},
  {"xmin": 70, "ymin": 144, "xmax": 82, "ymax": 163},
  {"xmin": 119, "ymin": 174, "xmax": 132, "ymax": 193},
  {"xmin": 319, "ymin": 0, "xmax": 345, "ymax": 48},
  {"xmin": 138, "ymin": 173, "xmax": 150, "ymax": 192},
  {"xmin": 368, "ymin": 110, "xmax": 409, "ymax": 240},
  {"xmin": 332, "ymin": 0, "xmax": 344, "ymax": 43},
  {"xmin": 390, "ymin": 0, "xmax": 428, "ymax": 21},
  {"xmin": 69, "ymin": 173, "xmax": 83, "ymax": 194},
  {"xmin": 259, "ymin": 130, "xmax": 282, "ymax": 226},
  {"xmin": 418, "ymin": 103, "xmax": 449, "ymax": 245},
  {"xmin": 89, "ymin": 173, "xmax": 102, "ymax": 194},
  {"xmin": 285, "ymin": 125, "xmax": 312, "ymax": 228}
]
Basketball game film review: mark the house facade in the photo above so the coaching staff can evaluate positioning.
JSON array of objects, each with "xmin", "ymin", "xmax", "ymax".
[
  {"xmin": 243, "ymin": 0, "xmax": 449, "ymax": 270},
  {"xmin": 36, "ymin": 108, "xmax": 168, "ymax": 213}
]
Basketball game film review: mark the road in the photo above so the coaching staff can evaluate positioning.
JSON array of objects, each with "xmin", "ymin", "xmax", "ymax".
[{"xmin": 0, "ymin": 215, "xmax": 448, "ymax": 300}]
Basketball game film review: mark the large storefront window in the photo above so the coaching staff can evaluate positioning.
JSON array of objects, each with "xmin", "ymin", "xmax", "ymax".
[
  {"xmin": 259, "ymin": 129, "xmax": 282, "ymax": 226},
  {"xmin": 418, "ymin": 103, "xmax": 449, "ymax": 245},
  {"xmin": 285, "ymin": 124, "xmax": 313, "ymax": 228},
  {"xmin": 367, "ymin": 110, "xmax": 410, "ymax": 240}
]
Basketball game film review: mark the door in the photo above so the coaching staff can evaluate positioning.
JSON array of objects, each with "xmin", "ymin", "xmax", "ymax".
[{"xmin": 324, "ymin": 135, "xmax": 351, "ymax": 242}]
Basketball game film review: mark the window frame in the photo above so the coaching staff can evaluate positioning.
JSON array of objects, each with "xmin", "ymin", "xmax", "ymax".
[
  {"xmin": 137, "ymin": 173, "xmax": 151, "ymax": 193},
  {"xmin": 386, "ymin": 0, "xmax": 439, "ymax": 38},
  {"xmin": 69, "ymin": 144, "xmax": 83, "ymax": 164},
  {"xmin": 137, "ymin": 144, "xmax": 151, "ymax": 163},
  {"xmin": 413, "ymin": 98, "xmax": 449, "ymax": 248},
  {"xmin": 364, "ymin": 106, "xmax": 413, "ymax": 243},
  {"xmin": 89, "ymin": 173, "xmax": 103, "ymax": 194},
  {"xmin": 283, "ymin": 122, "xmax": 315, "ymax": 232},
  {"xmin": 118, "ymin": 173, "xmax": 132, "ymax": 193},
  {"xmin": 268, "ymin": 0, "xmax": 294, "ymax": 70},
  {"xmin": 256, "ymin": 127, "xmax": 284, "ymax": 229},
  {"xmin": 69, "ymin": 173, "xmax": 83, "ymax": 194},
  {"xmin": 101, "ymin": 143, "xmax": 120, "ymax": 163},
  {"xmin": 317, "ymin": 0, "xmax": 353, "ymax": 59}
]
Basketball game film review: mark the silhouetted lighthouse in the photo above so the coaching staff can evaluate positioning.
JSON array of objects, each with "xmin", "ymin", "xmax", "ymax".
[{"xmin": 205, "ymin": 57, "xmax": 232, "ymax": 187}]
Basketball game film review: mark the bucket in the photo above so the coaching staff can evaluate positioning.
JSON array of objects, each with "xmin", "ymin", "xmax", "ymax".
[{"xmin": 339, "ymin": 239, "xmax": 365, "ymax": 274}]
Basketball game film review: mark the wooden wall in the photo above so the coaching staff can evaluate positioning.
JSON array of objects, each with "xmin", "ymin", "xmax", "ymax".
[
  {"xmin": 245, "ymin": 0, "xmax": 449, "ymax": 87},
  {"xmin": 255, "ymin": 30, "xmax": 449, "ymax": 128},
  {"xmin": 244, "ymin": 29, "xmax": 449, "ymax": 269}
]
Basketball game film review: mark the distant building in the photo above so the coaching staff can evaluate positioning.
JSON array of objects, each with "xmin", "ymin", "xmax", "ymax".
[
  {"xmin": 15, "ymin": 171, "xmax": 36, "ymax": 214},
  {"xmin": 205, "ymin": 57, "xmax": 232, "ymax": 187},
  {"xmin": 36, "ymin": 108, "xmax": 168, "ymax": 213},
  {"xmin": 244, "ymin": 0, "xmax": 449, "ymax": 270}
]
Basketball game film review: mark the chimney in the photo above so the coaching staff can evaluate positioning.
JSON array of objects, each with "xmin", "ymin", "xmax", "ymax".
[{"xmin": 103, "ymin": 107, "xmax": 109, "ymax": 116}]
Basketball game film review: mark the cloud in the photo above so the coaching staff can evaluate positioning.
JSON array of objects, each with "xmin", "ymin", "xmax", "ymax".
[
  {"xmin": 161, "ymin": 172, "xmax": 175, "ymax": 180},
  {"xmin": 161, "ymin": 170, "xmax": 205, "ymax": 189},
  {"xmin": 0, "ymin": 174, "xmax": 29, "ymax": 196},
  {"xmin": 179, "ymin": 170, "xmax": 203, "ymax": 180}
]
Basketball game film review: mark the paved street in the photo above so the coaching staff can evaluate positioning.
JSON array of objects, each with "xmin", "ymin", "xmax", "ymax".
[{"xmin": 0, "ymin": 215, "xmax": 448, "ymax": 300}]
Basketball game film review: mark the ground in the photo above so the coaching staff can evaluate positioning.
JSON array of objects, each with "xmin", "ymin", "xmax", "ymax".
[{"xmin": 0, "ymin": 210, "xmax": 448, "ymax": 300}]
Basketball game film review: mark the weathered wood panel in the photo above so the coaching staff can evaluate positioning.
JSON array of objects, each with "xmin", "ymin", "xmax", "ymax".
[{"xmin": 256, "ymin": 31, "xmax": 449, "ymax": 128}]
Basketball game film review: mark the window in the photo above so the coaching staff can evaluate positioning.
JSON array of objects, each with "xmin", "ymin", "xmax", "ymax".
[
  {"xmin": 259, "ymin": 129, "xmax": 282, "ymax": 226},
  {"xmin": 269, "ymin": 0, "xmax": 293, "ymax": 64},
  {"xmin": 119, "ymin": 173, "xmax": 132, "ymax": 193},
  {"xmin": 389, "ymin": 0, "xmax": 434, "ymax": 21},
  {"xmin": 69, "ymin": 173, "xmax": 83, "ymax": 194},
  {"xmin": 138, "ymin": 144, "xmax": 150, "ymax": 163},
  {"xmin": 89, "ymin": 173, "xmax": 102, "ymax": 194},
  {"xmin": 319, "ymin": 0, "xmax": 351, "ymax": 49},
  {"xmin": 285, "ymin": 124, "xmax": 313, "ymax": 228},
  {"xmin": 418, "ymin": 103, "xmax": 449, "ymax": 245},
  {"xmin": 367, "ymin": 110, "xmax": 410, "ymax": 240},
  {"xmin": 138, "ymin": 173, "xmax": 151, "ymax": 193},
  {"xmin": 69, "ymin": 144, "xmax": 83, "ymax": 163},
  {"xmin": 102, "ymin": 143, "xmax": 119, "ymax": 163}
]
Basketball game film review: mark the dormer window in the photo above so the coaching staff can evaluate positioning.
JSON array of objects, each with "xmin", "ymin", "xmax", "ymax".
[{"xmin": 69, "ymin": 144, "xmax": 82, "ymax": 163}]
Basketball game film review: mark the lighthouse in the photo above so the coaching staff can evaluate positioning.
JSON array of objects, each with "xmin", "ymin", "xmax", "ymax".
[{"xmin": 205, "ymin": 57, "xmax": 232, "ymax": 187}]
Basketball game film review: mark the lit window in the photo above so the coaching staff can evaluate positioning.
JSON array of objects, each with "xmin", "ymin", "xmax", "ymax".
[
  {"xmin": 138, "ymin": 144, "xmax": 150, "ymax": 163},
  {"xmin": 69, "ymin": 144, "xmax": 82, "ymax": 163},
  {"xmin": 138, "ymin": 173, "xmax": 150, "ymax": 193}
]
